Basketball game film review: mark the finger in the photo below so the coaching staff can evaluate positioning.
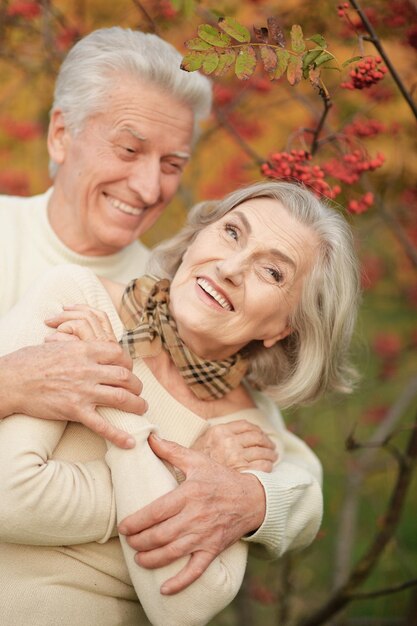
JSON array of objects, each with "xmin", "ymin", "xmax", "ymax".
[
  {"xmin": 46, "ymin": 312, "xmax": 111, "ymax": 341},
  {"xmin": 148, "ymin": 434, "xmax": 204, "ymax": 475},
  {"xmin": 92, "ymin": 342, "xmax": 134, "ymax": 370},
  {"xmin": 96, "ymin": 384, "xmax": 148, "ymax": 416},
  {"xmin": 79, "ymin": 409, "xmax": 136, "ymax": 449},
  {"xmin": 95, "ymin": 364, "xmax": 143, "ymax": 396},
  {"xmin": 58, "ymin": 319, "xmax": 100, "ymax": 341},
  {"xmin": 223, "ymin": 419, "xmax": 264, "ymax": 435},
  {"xmin": 63, "ymin": 304, "xmax": 116, "ymax": 339},
  {"xmin": 237, "ymin": 431, "xmax": 276, "ymax": 450},
  {"xmin": 244, "ymin": 460, "xmax": 274, "ymax": 472},
  {"xmin": 242, "ymin": 446, "xmax": 278, "ymax": 462},
  {"xmin": 159, "ymin": 551, "xmax": 215, "ymax": 595},
  {"xmin": 118, "ymin": 489, "xmax": 184, "ymax": 536},
  {"xmin": 45, "ymin": 332, "xmax": 79, "ymax": 343}
]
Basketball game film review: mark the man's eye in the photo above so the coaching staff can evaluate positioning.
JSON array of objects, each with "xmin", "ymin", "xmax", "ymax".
[
  {"xmin": 124, "ymin": 147, "xmax": 136, "ymax": 154},
  {"xmin": 162, "ymin": 162, "xmax": 183, "ymax": 174}
]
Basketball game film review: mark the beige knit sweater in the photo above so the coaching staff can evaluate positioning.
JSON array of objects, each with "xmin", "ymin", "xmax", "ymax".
[{"xmin": 0, "ymin": 265, "xmax": 322, "ymax": 625}]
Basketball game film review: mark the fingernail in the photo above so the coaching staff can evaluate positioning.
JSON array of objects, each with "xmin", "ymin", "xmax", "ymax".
[
  {"xmin": 150, "ymin": 433, "xmax": 161, "ymax": 441},
  {"xmin": 126, "ymin": 437, "xmax": 136, "ymax": 449}
]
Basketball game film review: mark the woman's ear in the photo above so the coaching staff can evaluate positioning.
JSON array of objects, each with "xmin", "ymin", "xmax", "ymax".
[
  {"xmin": 262, "ymin": 325, "xmax": 292, "ymax": 349},
  {"xmin": 47, "ymin": 110, "xmax": 70, "ymax": 166}
]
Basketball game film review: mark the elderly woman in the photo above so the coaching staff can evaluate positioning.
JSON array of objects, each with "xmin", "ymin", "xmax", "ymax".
[{"xmin": 0, "ymin": 181, "xmax": 359, "ymax": 626}]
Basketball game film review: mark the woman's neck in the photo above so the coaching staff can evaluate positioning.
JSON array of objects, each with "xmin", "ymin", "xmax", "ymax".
[
  {"xmin": 102, "ymin": 277, "xmax": 254, "ymax": 418},
  {"xmin": 143, "ymin": 350, "xmax": 254, "ymax": 419}
]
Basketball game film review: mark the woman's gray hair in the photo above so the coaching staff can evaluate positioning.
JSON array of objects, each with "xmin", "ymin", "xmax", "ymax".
[
  {"xmin": 49, "ymin": 26, "xmax": 212, "ymax": 176},
  {"xmin": 148, "ymin": 181, "xmax": 361, "ymax": 409}
]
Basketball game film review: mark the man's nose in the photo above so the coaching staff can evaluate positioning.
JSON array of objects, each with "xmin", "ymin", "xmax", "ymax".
[
  {"xmin": 127, "ymin": 157, "xmax": 162, "ymax": 206},
  {"xmin": 215, "ymin": 253, "xmax": 246, "ymax": 286}
]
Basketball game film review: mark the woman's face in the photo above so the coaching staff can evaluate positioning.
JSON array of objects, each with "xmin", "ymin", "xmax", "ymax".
[{"xmin": 169, "ymin": 197, "xmax": 319, "ymax": 360}]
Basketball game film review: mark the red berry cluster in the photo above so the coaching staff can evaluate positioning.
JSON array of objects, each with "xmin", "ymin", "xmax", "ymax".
[
  {"xmin": 337, "ymin": 2, "xmax": 349, "ymax": 17},
  {"xmin": 261, "ymin": 150, "xmax": 341, "ymax": 199},
  {"xmin": 344, "ymin": 118, "xmax": 386, "ymax": 139},
  {"xmin": 323, "ymin": 150, "xmax": 385, "ymax": 185},
  {"xmin": 6, "ymin": 0, "xmax": 41, "ymax": 19},
  {"xmin": 341, "ymin": 56, "xmax": 388, "ymax": 90},
  {"xmin": 347, "ymin": 192, "xmax": 374, "ymax": 214}
]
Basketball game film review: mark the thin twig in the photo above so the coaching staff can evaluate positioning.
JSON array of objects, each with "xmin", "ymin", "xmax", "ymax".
[
  {"xmin": 131, "ymin": 0, "xmax": 159, "ymax": 34},
  {"xmin": 309, "ymin": 92, "xmax": 333, "ymax": 156},
  {"xmin": 350, "ymin": 578, "xmax": 417, "ymax": 601},
  {"xmin": 213, "ymin": 106, "xmax": 265, "ymax": 165},
  {"xmin": 298, "ymin": 410, "xmax": 417, "ymax": 626},
  {"xmin": 348, "ymin": 0, "xmax": 417, "ymax": 121}
]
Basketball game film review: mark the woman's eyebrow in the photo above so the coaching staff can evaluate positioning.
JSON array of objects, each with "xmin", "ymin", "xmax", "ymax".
[{"xmin": 234, "ymin": 210, "xmax": 296, "ymax": 270}]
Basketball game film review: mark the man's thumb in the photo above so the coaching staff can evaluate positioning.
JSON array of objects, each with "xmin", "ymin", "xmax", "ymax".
[{"xmin": 148, "ymin": 433, "xmax": 193, "ymax": 473}]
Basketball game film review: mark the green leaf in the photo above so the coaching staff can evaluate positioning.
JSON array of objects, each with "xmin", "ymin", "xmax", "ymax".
[
  {"xmin": 202, "ymin": 52, "xmax": 220, "ymax": 75},
  {"xmin": 180, "ymin": 51, "xmax": 205, "ymax": 72},
  {"xmin": 185, "ymin": 37, "xmax": 213, "ymax": 51},
  {"xmin": 302, "ymin": 48, "xmax": 324, "ymax": 70},
  {"xmin": 342, "ymin": 55, "xmax": 363, "ymax": 68},
  {"xmin": 290, "ymin": 24, "xmax": 305, "ymax": 53},
  {"xmin": 273, "ymin": 49, "xmax": 290, "ymax": 79},
  {"xmin": 214, "ymin": 50, "xmax": 236, "ymax": 76},
  {"xmin": 287, "ymin": 54, "xmax": 303, "ymax": 85},
  {"xmin": 267, "ymin": 17, "xmax": 286, "ymax": 47},
  {"xmin": 308, "ymin": 34, "xmax": 327, "ymax": 49},
  {"xmin": 235, "ymin": 46, "xmax": 257, "ymax": 80},
  {"xmin": 260, "ymin": 45, "xmax": 277, "ymax": 74},
  {"xmin": 218, "ymin": 16, "xmax": 251, "ymax": 43},
  {"xmin": 198, "ymin": 24, "xmax": 231, "ymax": 48},
  {"xmin": 315, "ymin": 51, "xmax": 335, "ymax": 67}
]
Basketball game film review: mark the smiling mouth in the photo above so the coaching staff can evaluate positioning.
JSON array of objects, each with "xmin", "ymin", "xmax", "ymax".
[
  {"xmin": 197, "ymin": 277, "xmax": 234, "ymax": 311},
  {"xmin": 104, "ymin": 193, "xmax": 144, "ymax": 217}
]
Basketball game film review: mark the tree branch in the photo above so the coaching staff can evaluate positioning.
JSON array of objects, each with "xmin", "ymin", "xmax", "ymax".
[
  {"xmin": 298, "ymin": 411, "xmax": 417, "ymax": 626},
  {"xmin": 350, "ymin": 578, "xmax": 417, "ymax": 601},
  {"xmin": 348, "ymin": 0, "xmax": 417, "ymax": 121}
]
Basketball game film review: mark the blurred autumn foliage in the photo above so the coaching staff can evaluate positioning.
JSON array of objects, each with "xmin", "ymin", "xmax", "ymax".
[{"xmin": 1, "ymin": 0, "xmax": 417, "ymax": 624}]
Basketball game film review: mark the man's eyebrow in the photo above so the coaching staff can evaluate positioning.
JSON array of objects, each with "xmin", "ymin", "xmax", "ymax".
[
  {"xmin": 118, "ymin": 126, "xmax": 147, "ymax": 141},
  {"xmin": 116, "ymin": 127, "xmax": 190, "ymax": 159},
  {"xmin": 234, "ymin": 210, "xmax": 297, "ymax": 270}
]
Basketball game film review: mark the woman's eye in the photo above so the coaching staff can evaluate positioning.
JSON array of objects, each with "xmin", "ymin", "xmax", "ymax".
[
  {"xmin": 266, "ymin": 267, "xmax": 283, "ymax": 284},
  {"xmin": 225, "ymin": 224, "xmax": 239, "ymax": 240}
]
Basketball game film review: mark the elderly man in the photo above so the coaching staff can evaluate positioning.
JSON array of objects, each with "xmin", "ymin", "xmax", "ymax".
[{"xmin": 0, "ymin": 26, "xmax": 322, "ymax": 597}]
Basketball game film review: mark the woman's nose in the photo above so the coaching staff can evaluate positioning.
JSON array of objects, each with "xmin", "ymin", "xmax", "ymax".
[{"xmin": 215, "ymin": 253, "xmax": 245, "ymax": 285}]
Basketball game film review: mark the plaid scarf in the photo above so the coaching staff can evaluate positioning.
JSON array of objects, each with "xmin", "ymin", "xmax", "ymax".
[{"xmin": 119, "ymin": 275, "xmax": 248, "ymax": 401}]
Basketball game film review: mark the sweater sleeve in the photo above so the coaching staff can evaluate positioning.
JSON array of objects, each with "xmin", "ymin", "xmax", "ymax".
[
  {"xmin": 0, "ymin": 265, "xmax": 119, "ymax": 544},
  {"xmin": 103, "ymin": 407, "xmax": 247, "ymax": 626},
  {"xmin": 241, "ymin": 390, "xmax": 323, "ymax": 558}
]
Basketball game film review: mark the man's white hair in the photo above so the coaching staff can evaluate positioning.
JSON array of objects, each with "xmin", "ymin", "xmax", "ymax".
[{"xmin": 49, "ymin": 27, "xmax": 212, "ymax": 177}]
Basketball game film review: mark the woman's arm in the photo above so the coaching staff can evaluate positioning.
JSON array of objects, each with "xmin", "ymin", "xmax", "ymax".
[{"xmin": 102, "ymin": 408, "xmax": 247, "ymax": 626}]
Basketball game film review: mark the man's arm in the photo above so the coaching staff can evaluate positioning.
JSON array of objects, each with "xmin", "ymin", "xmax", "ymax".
[
  {"xmin": 0, "ymin": 341, "xmax": 147, "ymax": 449},
  {"xmin": 119, "ymin": 404, "xmax": 323, "ymax": 593}
]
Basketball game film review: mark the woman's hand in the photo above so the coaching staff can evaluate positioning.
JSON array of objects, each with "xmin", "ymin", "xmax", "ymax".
[
  {"xmin": 192, "ymin": 419, "xmax": 278, "ymax": 472},
  {"xmin": 45, "ymin": 304, "xmax": 118, "ymax": 343}
]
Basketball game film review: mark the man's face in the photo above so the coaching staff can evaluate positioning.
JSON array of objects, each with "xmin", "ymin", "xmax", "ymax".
[{"xmin": 48, "ymin": 76, "xmax": 194, "ymax": 256}]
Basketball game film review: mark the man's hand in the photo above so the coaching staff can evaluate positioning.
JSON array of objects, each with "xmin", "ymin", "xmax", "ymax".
[
  {"xmin": 0, "ymin": 341, "xmax": 147, "ymax": 448},
  {"xmin": 118, "ymin": 434, "xmax": 266, "ymax": 594}
]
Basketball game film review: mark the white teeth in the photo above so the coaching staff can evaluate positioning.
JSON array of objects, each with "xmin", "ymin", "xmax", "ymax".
[
  {"xmin": 197, "ymin": 278, "xmax": 233, "ymax": 311},
  {"xmin": 106, "ymin": 195, "xmax": 143, "ymax": 216}
]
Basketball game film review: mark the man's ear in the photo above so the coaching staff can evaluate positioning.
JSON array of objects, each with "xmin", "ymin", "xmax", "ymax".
[
  {"xmin": 47, "ymin": 110, "xmax": 70, "ymax": 165},
  {"xmin": 262, "ymin": 325, "xmax": 292, "ymax": 349}
]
